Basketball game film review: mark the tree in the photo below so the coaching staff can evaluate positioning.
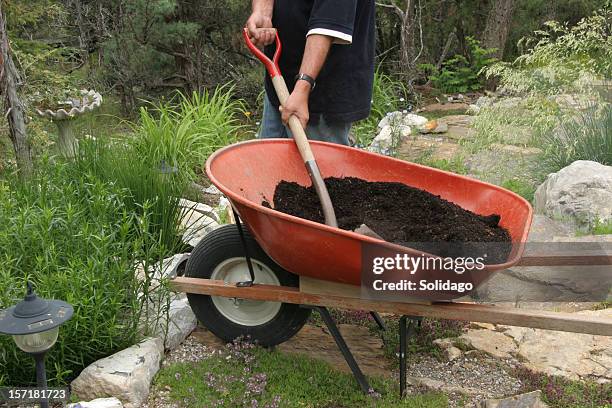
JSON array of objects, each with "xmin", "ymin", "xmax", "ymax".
[
  {"xmin": 377, "ymin": 0, "xmax": 424, "ymax": 79},
  {"xmin": 482, "ymin": 0, "xmax": 517, "ymax": 59},
  {"xmin": 0, "ymin": 2, "xmax": 32, "ymax": 175}
]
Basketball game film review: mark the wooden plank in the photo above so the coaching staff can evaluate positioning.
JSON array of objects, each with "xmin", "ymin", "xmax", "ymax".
[
  {"xmin": 171, "ymin": 277, "xmax": 612, "ymax": 336},
  {"xmin": 300, "ymin": 276, "xmax": 431, "ymax": 304},
  {"xmin": 516, "ymin": 247, "xmax": 611, "ymax": 266}
]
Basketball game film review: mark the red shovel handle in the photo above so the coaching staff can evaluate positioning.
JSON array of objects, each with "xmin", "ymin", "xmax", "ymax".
[{"xmin": 243, "ymin": 27, "xmax": 282, "ymax": 78}]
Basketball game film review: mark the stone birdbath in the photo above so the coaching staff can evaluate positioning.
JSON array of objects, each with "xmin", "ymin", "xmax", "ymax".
[{"xmin": 35, "ymin": 89, "xmax": 103, "ymax": 157}]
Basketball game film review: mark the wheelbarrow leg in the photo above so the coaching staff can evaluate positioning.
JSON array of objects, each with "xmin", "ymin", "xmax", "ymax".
[
  {"xmin": 370, "ymin": 311, "xmax": 387, "ymax": 331},
  {"xmin": 316, "ymin": 307, "xmax": 372, "ymax": 394},
  {"xmin": 232, "ymin": 207, "xmax": 255, "ymax": 287},
  {"xmin": 399, "ymin": 315, "xmax": 422, "ymax": 398}
]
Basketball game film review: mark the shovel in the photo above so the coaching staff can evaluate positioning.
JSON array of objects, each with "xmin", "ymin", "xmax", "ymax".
[
  {"xmin": 243, "ymin": 28, "xmax": 382, "ymax": 239},
  {"xmin": 243, "ymin": 28, "xmax": 338, "ymax": 228}
]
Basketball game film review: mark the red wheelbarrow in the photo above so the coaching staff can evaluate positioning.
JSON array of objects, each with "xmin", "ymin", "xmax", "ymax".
[{"xmin": 173, "ymin": 139, "xmax": 612, "ymax": 396}]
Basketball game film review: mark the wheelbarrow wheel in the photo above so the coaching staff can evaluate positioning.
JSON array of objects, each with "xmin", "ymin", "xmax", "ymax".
[{"xmin": 185, "ymin": 224, "xmax": 311, "ymax": 347}]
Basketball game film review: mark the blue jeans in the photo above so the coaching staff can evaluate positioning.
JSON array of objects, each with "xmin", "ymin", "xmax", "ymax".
[{"xmin": 259, "ymin": 93, "xmax": 351, "ymax": 145}]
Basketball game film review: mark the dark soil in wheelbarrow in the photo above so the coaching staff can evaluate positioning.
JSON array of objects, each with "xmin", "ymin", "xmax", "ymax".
[{"xmin": 263, "ymin": 177, "xmax": 512, "ymax": 264}]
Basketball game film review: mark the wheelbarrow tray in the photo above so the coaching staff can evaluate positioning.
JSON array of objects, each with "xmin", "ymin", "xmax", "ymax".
[{"xmin": 206, "ymin": 139, "xmax": 532, "ymax": 299}]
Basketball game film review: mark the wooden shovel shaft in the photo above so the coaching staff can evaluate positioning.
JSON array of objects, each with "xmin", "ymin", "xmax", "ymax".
[{"xmin": 271, "ymin": 76, "xmax": 338, "ymax": 227}]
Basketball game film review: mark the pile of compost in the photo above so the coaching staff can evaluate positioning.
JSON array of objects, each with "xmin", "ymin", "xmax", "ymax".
[{"xmin": 263, "ymin": 177, "xmax": 512, "ymax": 264}]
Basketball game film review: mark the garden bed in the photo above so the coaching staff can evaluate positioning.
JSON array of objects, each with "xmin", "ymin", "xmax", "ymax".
[{"xmin": 264, "ymin": 177, "xmax": 511, "ymax": 263}]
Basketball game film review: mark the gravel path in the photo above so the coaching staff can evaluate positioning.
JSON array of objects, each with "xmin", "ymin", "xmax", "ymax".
[{"xmin": 405, "ymin": 351, "xmax": 523, "ymax": 407}]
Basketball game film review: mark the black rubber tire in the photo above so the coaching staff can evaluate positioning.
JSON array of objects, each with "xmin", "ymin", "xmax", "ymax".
[{"xmin": 185, "ymin": 224, "xmax": 311, "ymax": 346}]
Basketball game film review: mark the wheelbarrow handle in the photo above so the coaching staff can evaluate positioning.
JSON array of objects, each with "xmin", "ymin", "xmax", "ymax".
[
  {"xmin": 242, "ymin": 27, "xmax": 282, "ymax": 78},
  {"xmin": 242, "ymin": 27, "xmax": 338, "ymax": 228}
]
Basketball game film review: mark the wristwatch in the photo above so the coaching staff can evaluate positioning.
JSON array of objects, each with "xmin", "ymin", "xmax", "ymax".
[{"xmin": 295, "ymin": 73, "xmax": 316, "ymax": 90}]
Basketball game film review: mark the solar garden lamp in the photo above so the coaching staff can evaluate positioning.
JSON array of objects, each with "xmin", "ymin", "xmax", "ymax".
[{"xmin": 0, "ymin": 282, "xmax": 73, "ymax": 408}]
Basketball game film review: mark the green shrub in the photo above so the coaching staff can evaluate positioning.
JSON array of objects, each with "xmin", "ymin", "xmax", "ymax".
[
  {"xmin": 0, "ymin": 160, "xmax": 168, "ymax": 386},
  {"xmin": 541, "ymin": 102, "xmax": 612, "ymax": 171},
  {"xmin": 421, "ymin": 37, "xmax": 497, "ymax": 94},
  {"xmin": 133, "ymin": 85, "xmax": 246, "ymax": 178},
  {"xmin": 486, "ymin": 4, "xmax": 612, "ymax": 95}
]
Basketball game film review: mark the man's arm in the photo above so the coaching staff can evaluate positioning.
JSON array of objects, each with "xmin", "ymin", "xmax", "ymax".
[
  {"xmin": 280, "ymin": 34, "xmax": 333, "ymax": 128},
  {"xmin": 246, "ymin": 0, "xmax": 275, "ymax": 47}
]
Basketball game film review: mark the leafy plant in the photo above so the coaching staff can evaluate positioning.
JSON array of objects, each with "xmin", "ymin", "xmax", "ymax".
[
  {"xmin": 422, "ymin": 37, "xmax": 497, "ymax": 94},
  {"xmin": 0, "ymin": 159, "xmax": 170, "ymax": 386},
  {"xmin": 541, "ymin": 102, "xmax": 612, "ymax": 171}
]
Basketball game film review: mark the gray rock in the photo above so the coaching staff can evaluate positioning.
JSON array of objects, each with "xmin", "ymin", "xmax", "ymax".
[
  {"xmin": 148, "ymin": 297, "xmax": 197, "ymax": 350},
  {"xmin": 204, "ymin": 184, "xmax": 221, "ymax": 195},
  {"xmin": 479, "ymin": 390, "xmax": 548, "ymax": 408},
  {"xmin": 377, "ymin": 111, "xmax": 404, "ymax": 129},
  {"xmin": 179, "ymin": 198, "xmax": 219, "ymax": 222},
  {"xmin": 403, "ymin": 113, "xmax": 429, "ymax": 127},
  {"xmin": 68, "ymin": 398, "xmax": 123, "ymax": 408},
  {"xmin": 432, "ymin": 338, "xmax": 463, "ymax": 361},
  {"xmin": 181, "ymin": 209, "xmax": 221, "ymax": 247},
  {"xmin": 534, "ymin": 160, "xmax": 612, "ymax": 227},
  {"xmin": 378, "ymin": 111, "xmax": 428, "ymax": 129},
  {"xmin": 136, "ymin": 253, "xmax": 190, "ymax": 284},
  {"xmin": 368, "ymin": 124, "xmax": 410, "ymax": 155},
  {"xmin": 71, "ymin": 338, "xmax": 164, "ymax": 408},
  {"xmin": 468, "ymin": 104, "xmax": 481, "ymax": 114},
  {"xmin": 475, "ymin": 96, "xmax": 494, "ymax": 108},
  {"xmin": 418, "ymin": 120, "xmax": 449, "ymax": 134},
  {"xmin": 442, "ymin": 309, "xmax": 612, "ymax": 383}
]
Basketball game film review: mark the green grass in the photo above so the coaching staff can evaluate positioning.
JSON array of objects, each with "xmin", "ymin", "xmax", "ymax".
[
  {"xmin": 591, "ymin": 219, "xmax": 612, "ymax": 235},
  {"xmin": 417, "ymin": 155, "xmax": 468, "ymax": 175},
  {"xmin": 501, "ymin": 178, "xmax": 537, "ymax": 202},
  {"xmin": 154, "ymin": 342, "xmax": 447, "ymax": 408}
]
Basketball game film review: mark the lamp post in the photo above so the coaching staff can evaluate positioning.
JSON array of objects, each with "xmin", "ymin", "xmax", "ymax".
[{"xmin": 0, "ymin": 282, "xmax": 73, "ymax": 408}]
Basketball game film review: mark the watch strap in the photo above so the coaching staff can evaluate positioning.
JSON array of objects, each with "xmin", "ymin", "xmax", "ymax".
[{"xmin": 295, "ymin": 73, "xmax": 316, "ymax": 90}]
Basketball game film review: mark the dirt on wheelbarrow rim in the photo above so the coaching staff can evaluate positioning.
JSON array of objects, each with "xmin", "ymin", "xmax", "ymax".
[{"xmin": 264, "ymin": 177, "xmax": 512, "ymax": 264}]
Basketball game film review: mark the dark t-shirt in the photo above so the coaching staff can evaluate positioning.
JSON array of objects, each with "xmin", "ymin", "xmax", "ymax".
[{"xmin": 264, "ymin": 0, "xmax": 375, "ymax": 124}]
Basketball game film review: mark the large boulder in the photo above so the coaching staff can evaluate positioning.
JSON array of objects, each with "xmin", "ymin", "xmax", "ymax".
[
  {"xmin": 71, "ymin": 337, "xmax": 164, "ymax": 408},
  {"xmin": 534, "ymin": 161, "xmax": 612, "ymax": 228},
  {"xmin": 443, "ymin": 309, "xmax": 612, "ymax": 383}
]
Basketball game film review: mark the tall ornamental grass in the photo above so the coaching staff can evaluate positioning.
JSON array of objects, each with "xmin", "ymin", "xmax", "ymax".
[
  {"xmin": 0, "ymin": 161, "xmax": 167, "ymax": 386},
  {"xmin": 542, "ymin": 102, "xmax": 612, "ymax": 170},
  {"xmin": 133, "ymin": 85, "xmax": 245, "ymax": 177},
  {"xmin": 74, "ymin": 140, "xmax": 188, "ymax": 254}
]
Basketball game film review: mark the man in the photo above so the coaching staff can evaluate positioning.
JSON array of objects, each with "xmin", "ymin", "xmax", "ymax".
[{"xmin": 246, "ymin": 0, "xmax": 375, "ymax": 145}]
